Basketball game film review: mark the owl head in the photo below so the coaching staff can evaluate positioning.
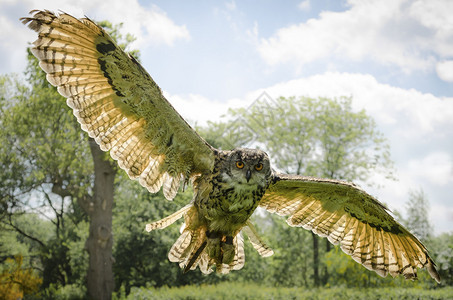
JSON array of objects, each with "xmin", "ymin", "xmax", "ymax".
[{"xmin": 223, "ymin": 148, "xmax": 272, "ymax": 187}]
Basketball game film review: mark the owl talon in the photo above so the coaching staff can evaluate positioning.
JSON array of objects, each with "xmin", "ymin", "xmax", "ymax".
[
  {"xmin": 207, "ymin": 237, "xmax": 221, "ymax": 259},
  {"xmin": 221, "ymin": 239, "xmax": 235, "ymax": 264}
]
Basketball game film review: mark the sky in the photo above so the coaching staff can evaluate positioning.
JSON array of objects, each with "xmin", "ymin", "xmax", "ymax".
[{"xmin": 1, "ymin": 0, "xmax": 452, "ymax": 234}]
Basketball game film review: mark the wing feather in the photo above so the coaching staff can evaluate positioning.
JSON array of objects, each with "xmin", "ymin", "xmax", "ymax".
[
  {"xmin": 243, "ymin": 222, "xmax": 274, "ymax": 257},
  {"xmin": 22, "ymin": 10, "xmax": 215, "ymax": 199},
  {"xmin": 260, "ymin": 172, "xmax": 440, "ymax": 283},
  {"xmin": 140, "ymin": 156, "xmax": 166, "ymax": 193}
]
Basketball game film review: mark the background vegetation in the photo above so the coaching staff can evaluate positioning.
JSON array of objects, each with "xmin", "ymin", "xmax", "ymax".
[{"xmin": 0, "ymin": 22, "xmax": 451, "ymax": 299}]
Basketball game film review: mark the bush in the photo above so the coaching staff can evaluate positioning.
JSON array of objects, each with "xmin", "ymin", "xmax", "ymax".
[
  {"xmin": 0, "ymin": 256, "xmax": 42, "ymax": 300},
  {"xmin": 38, "ymin": 284, "xmax": 86, "ymax": 300}
]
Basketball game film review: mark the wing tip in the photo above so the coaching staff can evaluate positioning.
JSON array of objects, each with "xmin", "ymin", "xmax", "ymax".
[{"xmin": 427, "ymin": 259, "xmax": 441, "ymax": 283}]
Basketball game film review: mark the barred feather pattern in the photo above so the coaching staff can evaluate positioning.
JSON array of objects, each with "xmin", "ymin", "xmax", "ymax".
[
  {"xmin": 243, "ymin": 222, "xmax": 274, "ymax": 257},
  {"xmin": 260, "ymin": 173, "xmax": 441, "ymax": 283},
  {"xmin": 21, "ymin": 10, "xmax": 215, "ymax": 200},
  {"xmin": 145, "ymin": 204, "xmax": 192, "ymax": 232}
]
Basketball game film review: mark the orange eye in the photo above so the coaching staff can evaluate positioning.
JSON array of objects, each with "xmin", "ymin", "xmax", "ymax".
[
  {"xmin": 236, "ymin": 161, "xmax": 244, "ymax": 169},
  {"xmin": 255, "ymin": 163, "xmax": 263, "ymax": 171}
]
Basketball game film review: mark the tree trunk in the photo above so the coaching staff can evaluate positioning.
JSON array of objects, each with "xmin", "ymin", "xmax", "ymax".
[
  {"xmin": 86, "ymin": 139, "xmax": 116, "ymax": 300},
  {"xmin": 312, "ymin": 232, "xmax": 319, "ymax": 286},
  {"xmin": 322, "ymin": 239, "xmax": 331, "ymax": 285}
]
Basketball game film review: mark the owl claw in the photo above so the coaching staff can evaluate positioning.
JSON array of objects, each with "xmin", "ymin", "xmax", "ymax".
[
  {"xmin": 183, "ymin": 240, "xmax": 207, "ymax": 274},
  {"xmin": 207, "ymin": 237, "xmax": 221, "ymax": 259},
  {"xmin": 221, "ymin": 242, "xmax": 235, "ymax": 264}
]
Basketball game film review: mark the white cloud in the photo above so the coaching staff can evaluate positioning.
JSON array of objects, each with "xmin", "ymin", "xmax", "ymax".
[
  {"xmin": 364, "ymin": 156, "xmax": 452, "ymax": 233},
  {"xmin": 0, "ymin": 14, "xmax": 31, "ymax": 75},
  {"xmin": 409, "ymin": 0, "xmax": 453, "ymax": 39},
  {"xmin": 257, "ymin": 0, "xmax": 453, "ymax": 76},
  {"xmin": 0, "ymin": 0, "xmax": 189, "ymax": 74},
  {"xmin": 407, "ymin": 152, "xmax": 453, "ymax": 186},
  {"xmin": 431, "ymin": 204, "xmax": 453, "ymax": 233},
  {"xmin": 164, "ymin": 92, "xmax": 245, "ymax": 127},
  {"xmin": 298, "ymin": 0, "xmax": 311, "ymax": 11},
  {"xmin": 251, "ymin": 72, "xmax": 453, "ymax": 138},
  {"xmin": 225, "ymin": 0, "xmax": 237, "ymax": 11},
  {"xmin": 73, "ymin": 1, "xmax": 190, "ymax": 48},
  {"xmin": 436, "ymin": 60, "xmax": 453, "ymax": 82}
]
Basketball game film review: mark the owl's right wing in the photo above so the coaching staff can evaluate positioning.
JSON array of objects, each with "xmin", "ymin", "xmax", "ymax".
[
  {"xmin": 260, "ymin": 172, "xmax": 440, "ymax": 283},
  {"xmin": 22, "ymin": 10, "xmax": 216, "ymax": 200}
]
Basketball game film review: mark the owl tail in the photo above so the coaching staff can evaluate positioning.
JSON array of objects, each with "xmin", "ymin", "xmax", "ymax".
[{"xmin": 168, "ymin": 228, "xmax": 245, "ymax": 274}]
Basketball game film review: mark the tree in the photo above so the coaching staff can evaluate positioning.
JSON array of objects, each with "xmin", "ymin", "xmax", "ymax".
[
  {"xmin": 82, "ymin": 21, "xmax": 140, "ymax": 300},
  {"xmin": 428, "ymin": 232, "xmax": 453, "ymax": 287},
  {"xmin": 402, "ymin": 188, "xmax": 433, "ymax": 242},
  {"xmin": 0, "ymin": 61, "xmax": 92, "ymax": 289},
  {"xmin": 199, "ymin": 95, "xmax": 394, "ymax": 286},
  {"xmin": 0, "ymin": 21, "xmax": 140, "ymax": 299}
]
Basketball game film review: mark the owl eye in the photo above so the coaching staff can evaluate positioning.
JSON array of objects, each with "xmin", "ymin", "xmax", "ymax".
[
  {"xmin": 236, "ymin": 161, "xmax": 244, "ymax": 169},
  {"xmin": 255, "ymin": 163, "xmax": 263, "ymax": 171}
]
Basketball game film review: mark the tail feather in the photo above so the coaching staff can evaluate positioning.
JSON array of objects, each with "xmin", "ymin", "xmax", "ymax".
[
  {"xmin": 168, "ymin": 230, "xmax": 193, "ymax": 263},
  {"xmin": 184, "ymin": 241, "xmax": 207, "ymax": 273},
  {"xmin": 169, "ymin": 227, "xmax": 246, "ymax": 274},
  {"xmin": 232, "ymin": 234, "xmax": 245, "ymax": 270}
]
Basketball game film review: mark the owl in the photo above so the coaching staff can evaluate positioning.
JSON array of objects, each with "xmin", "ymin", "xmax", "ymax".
[{"xmin": 22, "ymin": 10, "xmax": 440, "ymax": 281}]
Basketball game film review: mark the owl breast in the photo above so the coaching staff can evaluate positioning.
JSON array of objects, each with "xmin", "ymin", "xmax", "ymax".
[{"xmin": 195, "ymin": 174, "xmax": 267, "ymax": 234}]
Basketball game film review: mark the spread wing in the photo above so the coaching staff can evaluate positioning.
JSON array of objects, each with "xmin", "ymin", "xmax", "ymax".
[
  {"xmin": 21, "ymin": 10, "xmax": 215, "ymax": 200},
  {"xmin": 260, "ymin": 172, "xmax": 440, "ymax": 283}
]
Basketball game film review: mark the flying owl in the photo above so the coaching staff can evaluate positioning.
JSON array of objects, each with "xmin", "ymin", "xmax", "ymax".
[{"xmin": 22, "ymin": 10, "xmax": 440, "ymax": 281}]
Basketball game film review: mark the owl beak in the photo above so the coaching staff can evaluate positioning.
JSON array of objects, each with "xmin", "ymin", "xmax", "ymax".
[{"xmin": 245, "ymin": 169, "xmax": 252, "ymax": 182}]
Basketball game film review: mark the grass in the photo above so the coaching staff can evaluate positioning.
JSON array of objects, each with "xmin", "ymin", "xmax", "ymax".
[{"xmin": 125, "ymin": 282, "xmax": 453, "ymax": 300}]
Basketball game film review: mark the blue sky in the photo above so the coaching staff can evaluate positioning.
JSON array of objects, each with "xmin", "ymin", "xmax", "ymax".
[{"xmin": 1, "ymin": 0, "xmax": 452, "ymax": 234}]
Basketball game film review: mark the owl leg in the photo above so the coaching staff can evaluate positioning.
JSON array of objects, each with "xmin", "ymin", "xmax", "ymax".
[
  {"xmin": 206, "ymin": 230, "xmax": 222, "ymax": 261},
  {"xmin": 145, "ymin": 204, "xmax": 192, "ymax": 231},
  {"xmin": 206, "ymin": 231, "xmax": 235, "ymax": 265},
  {"xmin": 221, "ymin": 236, "xmax": 235, "ymax": 264}
]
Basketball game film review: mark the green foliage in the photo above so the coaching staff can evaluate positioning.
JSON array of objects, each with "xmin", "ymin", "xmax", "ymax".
[
  {"xmin": 39, "ymin": 283, "xmax": 86, "ymax": 300},
  {"xmin": 0, "ymin": 54, "xmax": 92, "ymax": 289},
  {"xmin": 265, "ymin": 214, "xmax": 314, "ymax": 287},
  {"xmin": 427, "ymin": 232, "xmax": 453, "ymax": 286}
]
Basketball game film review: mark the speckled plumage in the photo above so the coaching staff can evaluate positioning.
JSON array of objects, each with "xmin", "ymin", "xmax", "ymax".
[{"xmin": 23, "ymin": 10, "xmax": 440, "ymax": 281}]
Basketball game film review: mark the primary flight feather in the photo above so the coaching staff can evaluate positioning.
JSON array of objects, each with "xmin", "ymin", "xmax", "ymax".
[{"xmin": 22, "ymin": 10, "xmax": 440, "ymax": 281}]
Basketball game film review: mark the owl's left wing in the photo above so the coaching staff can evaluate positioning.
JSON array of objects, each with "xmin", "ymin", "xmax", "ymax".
[
  {"xmin": 21, "ymin": 10, "xmax": 216, "ymax": 200},
  {"xmin": 260, "ymin": 172, "xmax": 440, "ymax": 283}
]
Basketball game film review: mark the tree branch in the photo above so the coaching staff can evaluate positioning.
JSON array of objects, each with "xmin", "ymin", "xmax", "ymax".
[{"xmin": 5, "ymin": 215, "xmax": 45, "ymax": 248}]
